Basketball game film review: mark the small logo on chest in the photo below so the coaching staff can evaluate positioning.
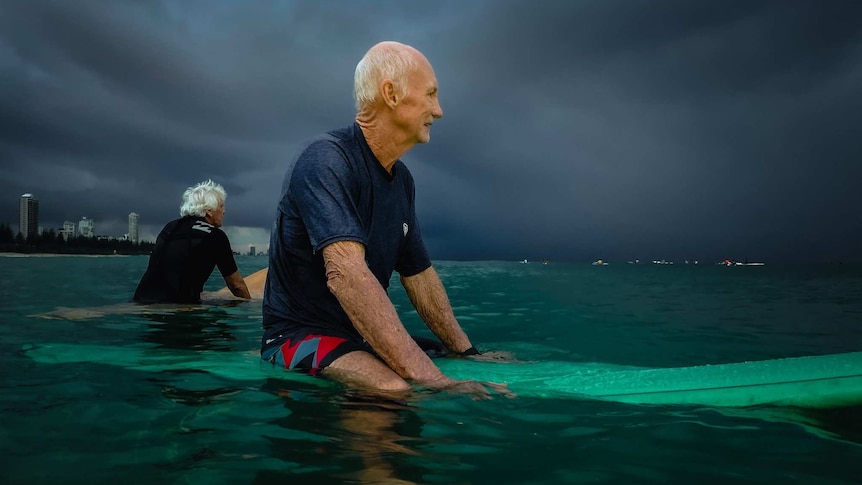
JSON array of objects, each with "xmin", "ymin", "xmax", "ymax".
[{"xmin": 402, "ymin": 223, "xmax": 409, "ymax": 237}]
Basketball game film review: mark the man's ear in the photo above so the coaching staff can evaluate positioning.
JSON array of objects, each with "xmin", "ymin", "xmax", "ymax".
[{"xmin": 381, "ymin": 79, "xmax": 398, "ymax": 107}]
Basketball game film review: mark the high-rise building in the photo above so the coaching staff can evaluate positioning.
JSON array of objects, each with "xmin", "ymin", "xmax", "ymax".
[
  {"xmin": 249, "ymin": 244, "xmax": 256, "ymax": 256},
  {"xmin": 79, "ymin": 217, "xmax": 95, "ymax": 238},
  {"xmin": 128, "ymin": 212, "xmax": 139, "ymax": 244},
  {"xmin": 62, "ymin": 221, "xmax": 77, "ymax": 241},
  {"xmin": 19, "ymin": 193, "xmax": 39, "ymax": 240}
]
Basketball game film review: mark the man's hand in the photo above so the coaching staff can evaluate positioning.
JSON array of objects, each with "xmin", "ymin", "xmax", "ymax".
[
  {"xmin": 465, "ymin": 350, "xmax": 518, "ymax": 363},
  {"xmin": 446, "ymin": 380, "xmax": 515, "ymax": 399},
  {"xmin": 419, "ymin": 376, "xmax": 515, "ymax": 399}
]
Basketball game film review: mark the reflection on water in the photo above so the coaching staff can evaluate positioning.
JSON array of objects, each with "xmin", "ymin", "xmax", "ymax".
[
  {"xmin": 160, "ymin": 380, "xmax": 244, "ymax": 406},
  {"xmin": 140, "ymin": 308, "xmax": 240, "ymax": 352},
  {"xmin": 256, "ymin": 378, "xmax": 427, "ymax": 484}
]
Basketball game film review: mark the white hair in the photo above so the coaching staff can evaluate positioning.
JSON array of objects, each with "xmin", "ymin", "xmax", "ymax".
[
  {"xmin": 354, "ymin": 42, "xmax": 419, "ymax": 111},
  {"xmin": 179, "ymin": 179, "xmax": 226, "ymax": 217}
]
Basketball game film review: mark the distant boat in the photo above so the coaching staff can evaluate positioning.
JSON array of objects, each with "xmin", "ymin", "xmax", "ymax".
[
  {"xmin": 520, "ymin": 259, "xmax": 529, "ymax": 264},
  {"xmin": 592, "ymin": 259, "xmax": 608, "ymax": 266}
]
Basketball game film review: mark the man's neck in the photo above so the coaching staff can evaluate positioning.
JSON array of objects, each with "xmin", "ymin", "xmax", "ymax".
[{"xmin": 355, "ymin": 116, "xmax": 411, "ymax": 174}]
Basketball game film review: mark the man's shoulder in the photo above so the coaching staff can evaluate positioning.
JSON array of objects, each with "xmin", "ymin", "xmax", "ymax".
[
  {"xmin": 161, "ymin": 217, "xmax": 183, "ymax": 229},
  {"xmin": 157, "ymin": 217, "xmax": 187, "ymax": 237},
  {"xmin": 323, "ymin": 124, "xmax": 355, "ymax": 144},
  {"xmin": 200, "ymin": 225, "xmax": 230, "ymax": 249},
  {"xmin": 296, "ymin": 124, "xmax": 363, "ymax": 168},
  {"xmin": 300, "ymin": 124, "xmax": 355, "ymax": 150}
]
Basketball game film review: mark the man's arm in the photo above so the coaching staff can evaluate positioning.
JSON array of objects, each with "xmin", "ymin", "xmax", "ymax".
[
  {"xmin": 399, "ymin": 266, "xmax": 475, "ymax": 354},
  {"xmin": 322, "ymin": 240, "xmax": 452, "ymax": 386},
  {"xmin": 223, "ymin": 270, "xmax": 251, "ymax": 299}
]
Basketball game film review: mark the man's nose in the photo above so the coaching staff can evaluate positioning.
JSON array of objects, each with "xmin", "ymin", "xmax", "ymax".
[{"xmin": 433, "ymin": 99, "xmax": 443, "ymax": 119}]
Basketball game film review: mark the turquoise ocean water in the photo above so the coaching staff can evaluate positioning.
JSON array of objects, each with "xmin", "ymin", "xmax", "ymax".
[{"xmin": 1, "ymin": 255, "xmax": 860, "ymax": 484}]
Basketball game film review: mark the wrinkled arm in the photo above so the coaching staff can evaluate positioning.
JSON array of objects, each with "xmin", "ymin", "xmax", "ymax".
[
  {"xmin": 400, "ymin": 266, "xmax": 474, "ymax": 354},
  {"xmin": 322, "ymin": 240, "xmax": 450, "ymax": 385},
  {"xmin": 223, "ymin": 270, "xmax": 251, "ymax": 299}
]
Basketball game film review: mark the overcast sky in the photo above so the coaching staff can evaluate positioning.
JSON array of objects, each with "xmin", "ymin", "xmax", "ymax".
[{"xmin": 2, "ymin": 0, "xmax": 861, "ymax": 263}]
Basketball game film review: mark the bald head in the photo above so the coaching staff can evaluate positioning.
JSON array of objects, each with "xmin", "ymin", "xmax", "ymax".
[
  {"xmin": 352, "ymin": 41, "xmax": 443, "ymax": 166},
  {"xmin": 354, "ymin": 41, "xmax": 428, "ymax": 112}
]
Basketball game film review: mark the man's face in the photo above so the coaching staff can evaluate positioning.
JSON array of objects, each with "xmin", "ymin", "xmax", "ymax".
[
  {"xmin": 208, "ymin": 202, "xmax": 225, "ymax": 227},
  {"xmin": 395, "ymin": 58, "xmax": 443, "ymax": 144}
]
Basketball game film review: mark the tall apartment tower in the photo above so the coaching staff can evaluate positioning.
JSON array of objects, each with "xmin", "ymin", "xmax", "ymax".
[
  {"xmin": 79, "ymin": 217, "xmax": 95, "ymax": 238},
  {"xmin": 19, "ymin": 193, "xmax": 39, "ymax": 240},
  {"xmin": 128, "ymin": 212, "xmax": 139, "ymax": 244}
]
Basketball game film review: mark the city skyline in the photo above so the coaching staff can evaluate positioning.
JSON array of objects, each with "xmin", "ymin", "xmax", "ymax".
[
  {"xmin": 5, "ymin": 194, "xmax": 266, "ymax": 252},
  {"xmin": 9, "ymin": 193, "xmax": 142, "ymax": 242}
]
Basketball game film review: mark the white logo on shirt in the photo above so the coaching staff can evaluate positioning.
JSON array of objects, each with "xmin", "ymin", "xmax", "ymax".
[
  {"xmin": 192, "ymin": 221, "xmax": 213, "ymax": 233},
  {"xmin": 402, "ymin": 223, "xmax": 409, "ymax": 236}
]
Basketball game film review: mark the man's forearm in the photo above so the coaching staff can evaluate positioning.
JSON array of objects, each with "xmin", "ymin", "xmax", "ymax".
[
  {"xmin": 323, "ymin": 242, "xmax": 447, "ymax": 384},
  {"xmin": 224, "ymin": 271, "xmax": 251, "ymax": 299},
  {"xmin": 401, "ymin": 266, "xmax": 473, "ymax": 354}
]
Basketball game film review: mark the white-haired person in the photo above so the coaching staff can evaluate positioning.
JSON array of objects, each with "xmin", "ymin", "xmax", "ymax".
[
  {"xmin": 262, "ymin": 41, "xmax": 508, "ymax": 397},
  {"xmin": 134, "ymin": 179, "xmax": 250, "ymax": 303}
]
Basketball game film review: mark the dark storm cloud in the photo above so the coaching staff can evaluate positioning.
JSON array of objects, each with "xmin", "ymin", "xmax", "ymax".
[
  {"xmin": 411, "ymin": 0, "xmax": 862, "ymax": 262},
  {"xmin": 1, "ymin": 0, "xmax": 860, "ymax": 262}
]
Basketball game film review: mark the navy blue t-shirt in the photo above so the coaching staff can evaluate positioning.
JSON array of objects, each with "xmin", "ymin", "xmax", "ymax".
[{"xmin": 262, "ymin": 123, "xmax": 432, "ymax": 349}]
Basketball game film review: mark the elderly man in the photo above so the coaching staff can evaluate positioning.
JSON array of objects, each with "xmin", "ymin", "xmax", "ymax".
[
  {"xmin": 134, "ymin": 179, "xmax": 251, "ymax": 304},
  {"xmin": 263, "ymin": 42, "xmax": 504, "ymax": 395}
]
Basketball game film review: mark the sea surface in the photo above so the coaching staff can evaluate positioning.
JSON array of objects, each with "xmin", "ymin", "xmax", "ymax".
[{"xmin": 1, "ymin": 255, "xmax": 860, "ymax": 484}]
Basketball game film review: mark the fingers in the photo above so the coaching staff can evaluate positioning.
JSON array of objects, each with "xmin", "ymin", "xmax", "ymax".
[
  {"xmin": 484, "ymin": 381, "xmax": 517, "ymax": 398},
  {"xmin": 466, "ymin": 351, "xmax": 520, "ymax": 363},
  {"xmin": 443, "ymin": 380, "xmax": 516, "ymax": 399}
]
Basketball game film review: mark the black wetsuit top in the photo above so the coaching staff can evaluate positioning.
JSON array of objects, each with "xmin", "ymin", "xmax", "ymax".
[{"xmin": 133, "ymin": 216, "xmax": 238, "ymax": 303}]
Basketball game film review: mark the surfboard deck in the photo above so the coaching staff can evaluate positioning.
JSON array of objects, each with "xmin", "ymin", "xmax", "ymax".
[
  {"xmin": 437, "ymin": 352, "xmax": 862, "ymax": 408},
  {"xmin": 21, "ymin": 343, "xmax": 862, "ymax": 409}
]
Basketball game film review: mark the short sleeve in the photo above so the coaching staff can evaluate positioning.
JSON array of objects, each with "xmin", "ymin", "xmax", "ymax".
[
  {"xmin": 213, "ymin": 230, "xmax": 239, "ymax": 277},
  {"xmin": 395, "ymin": 172, "xmax": 431, "ymax": 276},
  {"xmin": 289, "ymin": 139, "xmax": 365, "ymax": 252}
]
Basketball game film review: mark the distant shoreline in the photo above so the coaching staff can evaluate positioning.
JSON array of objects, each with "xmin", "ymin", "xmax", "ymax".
[{"xmin": 0, "ymin": 252, "xmax": 135, "ymax": 258}]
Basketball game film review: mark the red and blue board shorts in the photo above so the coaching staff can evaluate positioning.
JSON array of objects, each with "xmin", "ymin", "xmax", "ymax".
[{"xmin": 262, "ymin": 332, "xmax": 449, "ymax": 375}]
